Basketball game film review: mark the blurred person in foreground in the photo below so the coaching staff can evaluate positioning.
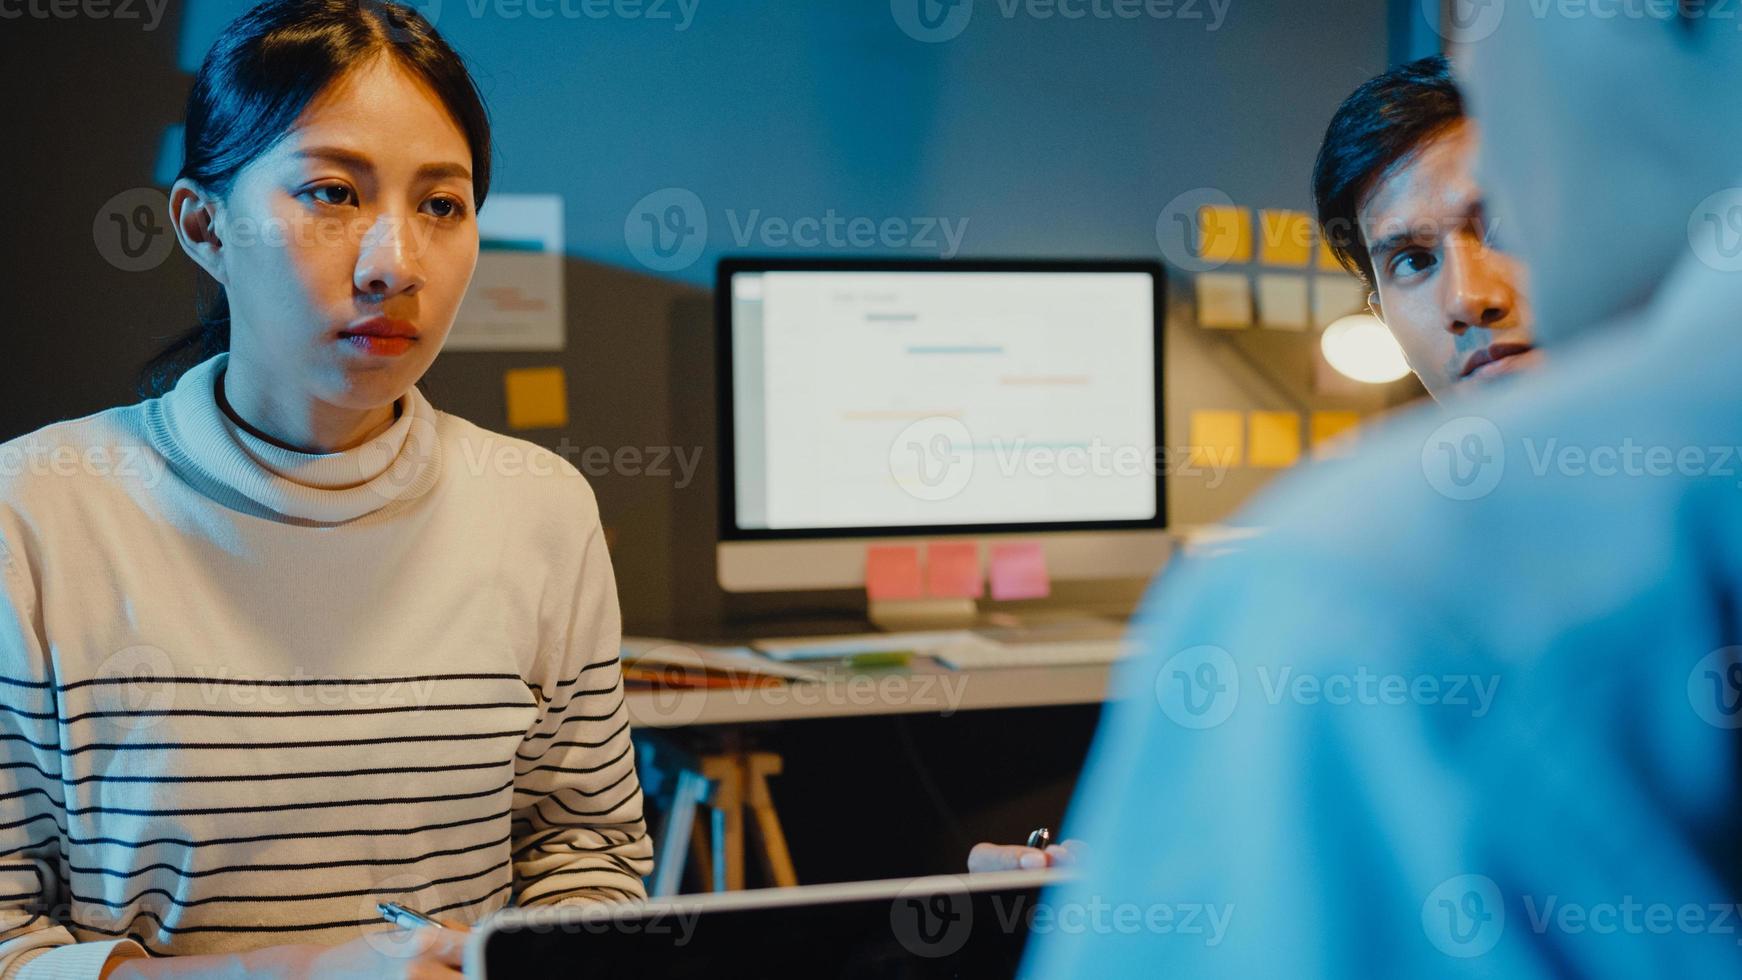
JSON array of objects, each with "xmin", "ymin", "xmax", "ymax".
[{"xmin": 1021, "ymin": 6, "xmax": 1742, "ymax": 977}]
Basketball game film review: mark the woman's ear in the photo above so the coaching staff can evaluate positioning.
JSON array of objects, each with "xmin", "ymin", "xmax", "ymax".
[{"xmin": 169, "ymin": 178, "xmax": 227, "ymax": 287}]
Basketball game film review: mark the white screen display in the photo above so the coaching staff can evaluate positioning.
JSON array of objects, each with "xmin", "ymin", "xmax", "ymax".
[{"xmin": 731, "ymin": 269, "xmax": 1158, "ymax": 531}]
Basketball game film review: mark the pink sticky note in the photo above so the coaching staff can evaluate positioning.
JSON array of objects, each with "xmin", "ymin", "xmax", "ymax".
[
  {"xmin": 989, "ymin": 542, "xmax": 1051, "ymax": 601},
  {"xmin": 925, "ymin": 541, "xmax": 983, "ymax": 598},
  {"xmin": 865, "ymin": 545, "xmax": 923, "ymax": 600}
]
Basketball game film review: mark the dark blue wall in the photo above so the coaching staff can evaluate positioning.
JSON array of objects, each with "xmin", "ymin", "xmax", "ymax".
[{"xmin": 171, "ymin": 0, "xmax": 1395, "ymax": 282}]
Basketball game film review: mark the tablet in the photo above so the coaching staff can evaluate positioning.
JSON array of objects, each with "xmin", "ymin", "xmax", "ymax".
[{"xmin": 465, "ymin": 869, "xmax": 1067, "ymax": 978}]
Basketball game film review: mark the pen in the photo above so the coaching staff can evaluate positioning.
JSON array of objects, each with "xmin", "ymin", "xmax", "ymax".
[
  {"xmin": 1026, "ymin": 826, "xmax": 1053, "ymax": 851},
  {"xmin": 845, "ymin": 650, "xmax": 915, "ymax": 669},
  {"xmin": 378, "ymin": 901, "xmax": 446, "ymax": 931}
]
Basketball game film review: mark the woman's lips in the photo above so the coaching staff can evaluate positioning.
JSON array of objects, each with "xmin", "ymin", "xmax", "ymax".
[
  {"xmin": 338, "ymin": 316, "xmax": 418, "ymax": 357},
  {"xmin": 340, "ymin": 334, "xmax": 415, "ymax": 356}
]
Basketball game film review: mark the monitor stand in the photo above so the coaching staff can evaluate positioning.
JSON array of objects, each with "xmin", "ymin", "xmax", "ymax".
[
  {"xmin": 866, "ymin": 597, "xmax": 979, "ymax": 632},
  {"xmin": 867, "ymin": 578, "xmax": 1151, "ymax": 634}
]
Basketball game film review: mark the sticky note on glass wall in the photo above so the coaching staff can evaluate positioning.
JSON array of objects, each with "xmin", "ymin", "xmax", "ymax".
[
  {"xmin": 866, "ymin": 545, "xmax": 923, "ymax": 600},
  {"xmin": 1258, "ymin": 209, "xmax": 1312, "ymax": 266},
  {"xmin": 1248, "ymin": 411, "xmax": 1302, "ymax": 468},
  {"xmin": 1196, "ymin": 272, "xmax": 1252, "ymax": 329},
  {"xmin": 1196, "ymin": 205, "xmax": 1251, "ymax": 264},
  {"xmin": 1313, "ymin": 275, "xmax": 1369, "ymax": 329},
  {"xmin": 1188, "ymin": 410, "xmax": 1243, "ymax": 469},
  {"xmin": 1311, "ymin": 411, "xmax": 1362, "ymax": 457},
  {"xmin": 504, "ymin": 366, "xmax": 569, "ymax": 430},
  {"xmin": 989, "ymin": 542, "xmax": 1050, "ymax": 601},
  {"xmin": 925, "ymin": 541, "xmax": 982, "ymax": 598},
  {"xmin": 1256, "ymin": 273, "xmax": 1309, "ymax": 330}
]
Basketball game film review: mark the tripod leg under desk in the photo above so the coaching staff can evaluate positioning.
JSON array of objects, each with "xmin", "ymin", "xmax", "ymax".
[
  {"xmin": 643, "ymin": 731, "xmax": 799, "ymax": 893},
  {"xmin": 745, "ymin": 751, "xmax": 798, "ymax": 888},
  {"xmin": 700, "ymin": 754, "xmax": 747, "ymax": 891},
  {"xmin": 671, "ymin": 747, "xmax": 796, "ymax": 892}
]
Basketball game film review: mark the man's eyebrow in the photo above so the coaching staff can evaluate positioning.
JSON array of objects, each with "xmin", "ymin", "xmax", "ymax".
[
  {"xmin": 1366, "ymin": 229, "xmax": 1422, "ymax": 263},
  {"xmin": 294, "ymin": 146, "xmax": 471, "ymax": 182}
]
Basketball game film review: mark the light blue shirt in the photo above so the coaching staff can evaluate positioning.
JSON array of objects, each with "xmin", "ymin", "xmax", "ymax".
[{"xmin": 1023, "ymin": 258, "xmax": 1742, "ymax": 978}]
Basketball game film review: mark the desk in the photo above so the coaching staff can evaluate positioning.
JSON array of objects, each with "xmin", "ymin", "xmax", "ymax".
[
  {"xmin": 628, "ymin": 656, "xmax": 1116, "ymax": 893},
  {"xmin": 625, "ymin": 656, "xmax": 1116, "ymax": 728}
]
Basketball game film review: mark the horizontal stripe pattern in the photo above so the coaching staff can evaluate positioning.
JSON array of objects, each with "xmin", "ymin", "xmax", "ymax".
[{"xmin": 1, "ymin": 666, "xmax": 653, "ymax": 963}]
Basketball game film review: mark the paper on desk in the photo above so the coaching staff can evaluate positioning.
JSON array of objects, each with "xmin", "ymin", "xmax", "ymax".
[
  {"xmin": 621, "ymin": 637, "xmax": 823, "ymax": 682},
  {"xmin": 753, "ymin": 631, "xmax": 981, "ymax": 662}
]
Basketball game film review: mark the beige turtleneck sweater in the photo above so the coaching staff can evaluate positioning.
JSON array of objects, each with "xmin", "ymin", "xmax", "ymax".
[{"xmin": 0, "ymin": 352, "xmax": 653, "ymax": 978}]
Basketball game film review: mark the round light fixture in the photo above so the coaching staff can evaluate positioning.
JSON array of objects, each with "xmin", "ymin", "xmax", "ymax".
[{"xmin": 1320, "ymin": 313, "xmax": 1411, "ymax": 384}]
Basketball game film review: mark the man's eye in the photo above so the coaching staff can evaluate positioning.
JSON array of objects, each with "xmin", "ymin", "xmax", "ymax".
[
  {"xmin": 1392, "ymin": 250, "xmax": 1437, "ymax": 278},
  {"xmin": 308, "ymin": 185, "xmax": 356, "ymax": 207}
]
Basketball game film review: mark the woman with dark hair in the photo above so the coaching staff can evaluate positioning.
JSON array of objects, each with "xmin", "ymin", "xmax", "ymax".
[{"xmin": 0, "ymin": 1, "xmax": 651, "ymax": 976}]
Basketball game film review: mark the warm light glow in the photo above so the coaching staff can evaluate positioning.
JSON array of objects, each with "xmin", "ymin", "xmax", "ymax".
[{"xmin": 1320, "ymin": 313, "xmax": 1411, "ymax": 384}]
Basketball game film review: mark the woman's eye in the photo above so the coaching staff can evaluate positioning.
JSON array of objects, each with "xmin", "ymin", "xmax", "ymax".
[
  {"xmin": 424, "ymin": 196, "xmax": 468, "ymax": 220},
  {"xmin": 308, "ymin": 185, "xmax": 355, "ymax": 207}
]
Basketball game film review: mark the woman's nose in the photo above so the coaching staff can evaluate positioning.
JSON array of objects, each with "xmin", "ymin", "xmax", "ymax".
[{"xmin": 353, "ymin": 213, "xmax": 425, "ymax": 297}]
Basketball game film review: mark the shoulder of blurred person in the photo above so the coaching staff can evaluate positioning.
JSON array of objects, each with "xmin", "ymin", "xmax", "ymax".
[{"xmin": 1026, "ymin": 255, "xmax": 1742, "ymax": 977}]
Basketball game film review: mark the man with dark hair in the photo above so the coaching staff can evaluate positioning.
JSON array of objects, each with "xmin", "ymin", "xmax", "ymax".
[{"xmin": 1314, "ymin": 54, "xmax": 1539, "ymax": 399}]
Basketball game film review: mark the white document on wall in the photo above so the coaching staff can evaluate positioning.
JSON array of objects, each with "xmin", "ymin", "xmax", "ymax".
[{"xmin": 447, "ymin": 193, "xmax": 566, "ymax": 351}]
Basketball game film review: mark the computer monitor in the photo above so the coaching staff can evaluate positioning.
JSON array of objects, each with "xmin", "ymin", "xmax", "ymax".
[{"xmin": 716, "ymin": 257, "xmax": 1169, "ymax": 597}]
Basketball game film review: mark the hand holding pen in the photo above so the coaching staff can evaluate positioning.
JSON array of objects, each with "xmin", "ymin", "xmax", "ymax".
[
  {"xmin": 379, "ymin": 902, "xmax": 455, "ymax": 931},
  {"xmin": 966, "ymin": 826, "xmax": 1086, "ymax": 873},
  {"xmin": 273, "ymin": 903, "xmax": 472, "ymax": 979}
]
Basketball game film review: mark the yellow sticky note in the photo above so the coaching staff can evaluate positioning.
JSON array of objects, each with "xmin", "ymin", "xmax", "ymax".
[
  {"xmin": 1317, "ymin": 234, "xmax": 1345, "ymax": 271},
  {"xmin": 1310, "ymin": 411, "xmax": 1362, "ymax": 457},
  {"xmin": 504, "ymin": 366, "xmax": 569, "ymax": 430},
  {"xmin": 1196, "ymin": 272, "xmax": 1253, "ymax": 329},
  {"xmin": 1197, "ymin": 205, "xmax": 1252, "ymax": 264},
  {"xmin": 1188, "ymin": 410, "xmax": 1243, "ymax": 469},
  {"xmin": 1248, "ymin": 411, "xmax": 1301, "ymax": 468},
  {"xmin": 1259, "ymin": 210, "xmax": 1312, "ymax": 266}
]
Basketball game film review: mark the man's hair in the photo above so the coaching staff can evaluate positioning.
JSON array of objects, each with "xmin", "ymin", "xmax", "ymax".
[{"xmin": 1311, "ymin": 55, "xmax": 1464, "ymax": 291}]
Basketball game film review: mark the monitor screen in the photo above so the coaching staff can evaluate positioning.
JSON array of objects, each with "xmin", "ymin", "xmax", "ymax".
[{"xmin": 720, "ymin": 260, "xmax": 1164, "ymax": 539}]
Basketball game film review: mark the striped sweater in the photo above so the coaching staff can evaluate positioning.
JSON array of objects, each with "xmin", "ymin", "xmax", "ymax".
[{"xmin": 0, "ymin": 353, "xmax": 653, "ymax": 978}]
